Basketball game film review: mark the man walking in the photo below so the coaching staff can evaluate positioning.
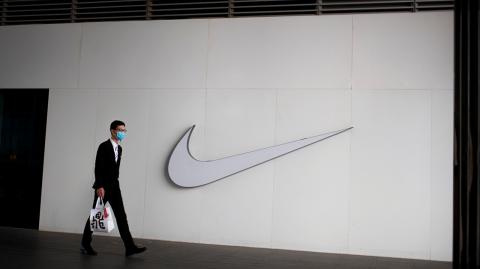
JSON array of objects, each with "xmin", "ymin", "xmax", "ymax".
[{"xmin": 81, "ymin": 120, "xmax": 146, "ymax": 257}]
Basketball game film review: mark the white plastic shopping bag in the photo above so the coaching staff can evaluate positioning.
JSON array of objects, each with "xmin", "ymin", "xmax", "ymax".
[{"xmin": 89, "ymin": 197, "xmax": 115, "ymax": 233}]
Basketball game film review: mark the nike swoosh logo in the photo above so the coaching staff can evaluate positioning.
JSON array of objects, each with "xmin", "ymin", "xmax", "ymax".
[{"xmin": 167, "ymin": 125, "xmax": 353, "ymax": 187}]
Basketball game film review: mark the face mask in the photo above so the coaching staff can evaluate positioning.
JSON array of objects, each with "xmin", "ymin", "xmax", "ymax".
[{"xmin": 116, "ymin": 131, "xmax": 126, "ymax": 141}]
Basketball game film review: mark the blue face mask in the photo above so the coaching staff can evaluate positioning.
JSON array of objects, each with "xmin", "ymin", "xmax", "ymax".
[{"xmin": 116, "ymin": 131, "xmax": 126, "ymax": 141}]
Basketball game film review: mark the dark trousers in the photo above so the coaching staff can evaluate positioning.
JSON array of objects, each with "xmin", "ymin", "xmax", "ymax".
[{"xmin": 82, "ymin": 187, "xmax": 135, "ymax": 249}]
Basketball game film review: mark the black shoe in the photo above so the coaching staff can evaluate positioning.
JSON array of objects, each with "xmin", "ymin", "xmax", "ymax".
[
  {"xmin": 81, "ymin": 244, "xmax": 98, "ymax": 256},
  {"xmin": 125, "ymin": 246, "xmax": 147, "ymax": 257}
]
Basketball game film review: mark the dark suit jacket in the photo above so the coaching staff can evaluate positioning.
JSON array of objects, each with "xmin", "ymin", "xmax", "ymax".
[{"xmin": 92, "ymin": 139, "xmax": 122, "ymax": 189}]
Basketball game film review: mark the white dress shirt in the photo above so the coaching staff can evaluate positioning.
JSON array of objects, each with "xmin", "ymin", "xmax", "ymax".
[{"xmin": 110, "ymin": 139, "xmax": 119, "ymax": 162}]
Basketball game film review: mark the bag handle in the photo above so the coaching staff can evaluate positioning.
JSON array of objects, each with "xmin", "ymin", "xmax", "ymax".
[{"xmin": 95, "ymin": 196, "xmax": 104, "ymax": 210}]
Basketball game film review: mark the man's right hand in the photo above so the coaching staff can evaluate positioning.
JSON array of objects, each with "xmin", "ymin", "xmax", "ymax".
[{"xmin": 96, "ymin": 187, "xmax": 105, "ymax": 199}]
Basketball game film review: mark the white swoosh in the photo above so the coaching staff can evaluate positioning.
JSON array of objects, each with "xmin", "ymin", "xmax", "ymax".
[{"xmin": 167, "ymin": 125, "xmax": 353, "ymax": 187}]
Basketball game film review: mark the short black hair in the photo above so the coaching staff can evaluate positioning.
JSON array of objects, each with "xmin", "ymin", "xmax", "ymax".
[{"xmin": 110, "ymin": 120, "xmax": 125, "ymax": 130}]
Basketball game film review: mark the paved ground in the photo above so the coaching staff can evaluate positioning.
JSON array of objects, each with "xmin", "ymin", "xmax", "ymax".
[{"xmin": 0, "ymin": 227, "xmax": 451, "ymax": 269}]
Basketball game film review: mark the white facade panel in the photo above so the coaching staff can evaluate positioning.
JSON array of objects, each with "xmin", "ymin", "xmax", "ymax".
[
  {"xmin": 79, "ymin": 20, "xmax": 209, "ymax": 89},
  {"xmin": 143, "ymin": 89, "xmax": 206, "ymax": 242},
  {"xmin": 207, "ymin": 16, "xmax": 353, "ymax": 89},
  {"xmin": 350, "ymin": 90, "xmax": 431, "ymax": 259},
  {"xmin": 352, "ymin": 12, "xmax": 453, "ymax": 90},
  {"xmin": 271, "ymin": 90, "xmax": 352, "ymax": 253},
  {"xmin": 199, "ymin": 89, "xmax": 277, "ymax": 247},
  {"xmin": 430, "ymin": 90, "xmax": 454, "ymax": 261},
  {"xmin": 0, "ymin": 24, "xmax": 82, "ymax": 89},
  {"xmin": 39, "ymin": 90, "xmax": 98, "ymax": 232},
  {"xmin": 204, "ymin": 89, "xmax": 277, "ymax": 159}
]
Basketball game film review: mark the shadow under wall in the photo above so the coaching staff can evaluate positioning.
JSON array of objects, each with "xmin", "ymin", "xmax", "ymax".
[{"xmin": 0, "ymin": 89, "xmax": 49, "ymax": 229}]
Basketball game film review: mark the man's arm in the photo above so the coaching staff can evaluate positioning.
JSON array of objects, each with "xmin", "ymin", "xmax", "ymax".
[{"xmin": 93, "ymin": 143, "xmax": 106, "ymax": 198}]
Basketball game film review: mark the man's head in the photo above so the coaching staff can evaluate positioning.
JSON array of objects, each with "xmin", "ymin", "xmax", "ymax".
[{"xmin": 110, "ymin": 120, "xmax": 126, "ymax": 142}]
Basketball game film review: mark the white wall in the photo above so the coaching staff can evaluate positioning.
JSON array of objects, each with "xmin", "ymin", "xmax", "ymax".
[{"xmin": 0, "ymin": 11, "xmax": 453, "ymax": 261}]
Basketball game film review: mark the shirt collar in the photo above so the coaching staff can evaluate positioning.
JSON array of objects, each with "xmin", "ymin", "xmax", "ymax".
[{"xmin": 110, "ymin": 138, "xmax": 119, "ymax": 149}]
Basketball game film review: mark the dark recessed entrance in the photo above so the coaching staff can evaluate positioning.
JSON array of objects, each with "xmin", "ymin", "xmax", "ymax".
[{"xmin": 0, "ymin": 89, "xmax": 49, "ymax": 229}]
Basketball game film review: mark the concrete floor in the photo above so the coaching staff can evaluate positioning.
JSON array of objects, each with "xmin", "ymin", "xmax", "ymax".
[{"xmin": 0, "ymin": 227, "xmax": 451, "ymax": 269}]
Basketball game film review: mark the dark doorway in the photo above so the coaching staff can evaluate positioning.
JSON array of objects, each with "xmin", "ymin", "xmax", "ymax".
[{"xmin": 0, "ymin": 90, "xmax": 49, "ymax": 229}]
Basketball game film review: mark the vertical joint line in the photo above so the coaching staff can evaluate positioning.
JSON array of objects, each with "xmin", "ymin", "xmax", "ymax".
[
  {"xmin": 71, "ymin": 0, "xmax": 77, "ymax": 23},
  {"xmin": 270, "ymin": 89, "xmax": 280, "ymax": 248},
  {"xmin": 146, "ymin": 0, "xmax": 153, "ymax": 20},
  {"xmin": 76, "ymin": 24, "xmax": 84, "ymax": 89},
  {"xmin": 1, "ymin": 0, "xmax": 7, "ymax": 26},
  {"xmin": 228, "ymin": 0, "xmax": 233, "ymax": 18},
  {"xmin": 316, "ymin": 0, "xmax": 322, "ymax": 16},
  {"xmin": 350, "ymin": 16, "xmax": 354, "ymax": 90},
  {"xmin": 141, "ymin": 90, "xmax": 153, "ymax": 238},
  {"xmin": 428, "ymin": 90, "xmax": 433, "ymax": 260}
]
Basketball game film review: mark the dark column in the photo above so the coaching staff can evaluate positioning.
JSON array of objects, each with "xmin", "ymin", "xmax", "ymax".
[{"xmin": 453, "ymin": 0, "xmax": 479, "ymax": 268}]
